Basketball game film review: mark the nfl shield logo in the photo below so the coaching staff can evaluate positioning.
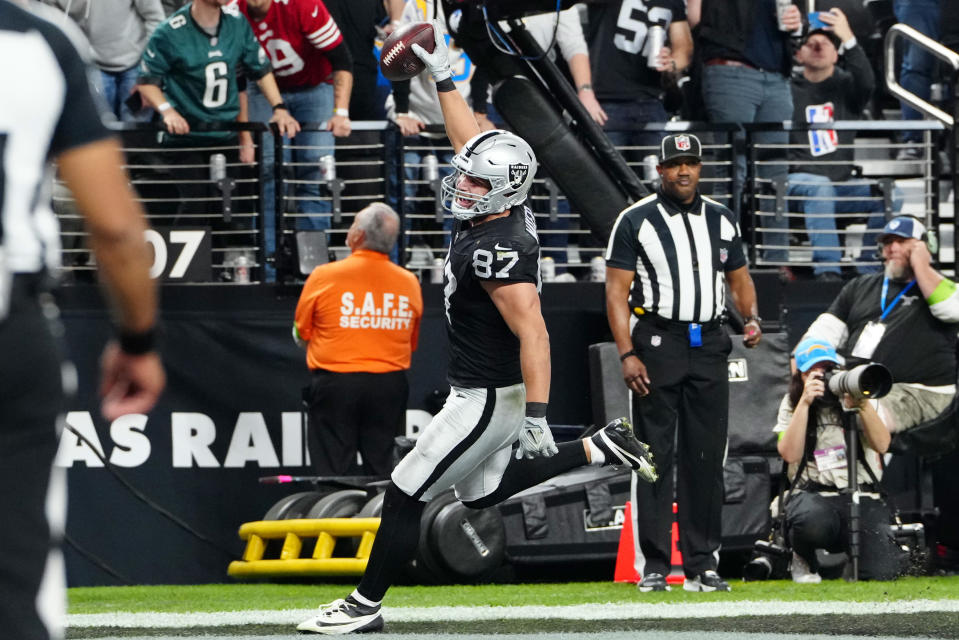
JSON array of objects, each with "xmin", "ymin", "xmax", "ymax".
[
  {"xmin": 675, "ymin": 135, "xmax": 691, "ymax": 151},
  {"xmin": 651, "ymin": 335, "xmax": 662, "ymax": 347},
  {"xmin": 719, "ymin": 248, "xmax": 728, "ymax": 263},
  {"xmin": 509, "ymin": 163, "xmax": 529, "ymax": 188}
]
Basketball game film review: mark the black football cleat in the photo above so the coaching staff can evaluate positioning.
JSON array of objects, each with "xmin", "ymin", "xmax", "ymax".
[{"xmin": 591, "ymin": 417, "xmax": 658, "ymax": 483}]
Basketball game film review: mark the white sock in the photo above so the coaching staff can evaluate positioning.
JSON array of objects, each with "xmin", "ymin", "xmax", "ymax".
[
  {"xmin": 585, "ymin": 437, "xmax": 605, "ymax": 466},
  {"xmin": 350, "ymin": 590, "xmax": 381, "ymax": 608}
]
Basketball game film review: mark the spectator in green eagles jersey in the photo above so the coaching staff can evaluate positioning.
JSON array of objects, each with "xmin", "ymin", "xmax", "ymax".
[{"xmin": 137, "ymin": 0, "xmax": 298, "ymax": 143}]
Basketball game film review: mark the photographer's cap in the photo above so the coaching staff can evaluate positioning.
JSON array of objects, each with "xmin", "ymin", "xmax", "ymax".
[
  {"xmin": 660, "ymin": 133, "xmax": 702, "ymax": 164},
  {"xmin": 878, "ymin": 216, "xmax": 926, "ymax": 243},
  {"xmin": 794, "ymin": 337, "xmax": 841, "ymax": 372}
]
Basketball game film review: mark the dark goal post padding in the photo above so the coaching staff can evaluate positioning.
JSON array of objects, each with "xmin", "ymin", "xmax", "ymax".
[{"xmin": 493, "ymin": 75, "xmax": 631, "ymax": 243}]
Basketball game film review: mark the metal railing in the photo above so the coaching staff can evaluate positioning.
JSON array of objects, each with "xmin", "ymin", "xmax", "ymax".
[
  {"xmin": 884, "ymin": 23, "xmax": 959, "ymax": 275},
  {"xmin": 746, "ymin": 120, "xmax": 946, "ymax": 274},
  {"xmin": 51, "ymin": 119, "xmax": 947, "ymax": 284}
]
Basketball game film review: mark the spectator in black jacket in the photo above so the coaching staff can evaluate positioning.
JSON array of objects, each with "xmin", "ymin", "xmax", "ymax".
[{"xmin": 786, "ymin": 9, "xmax": 899, "ymax": 281}]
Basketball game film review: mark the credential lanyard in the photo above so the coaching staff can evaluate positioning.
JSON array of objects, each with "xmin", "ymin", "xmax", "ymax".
[{"xmin": 880, "ymin": 277, "xmax": 916, "ymax": 321}]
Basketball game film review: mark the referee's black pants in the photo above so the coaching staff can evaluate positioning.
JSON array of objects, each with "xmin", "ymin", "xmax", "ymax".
[
  {"xmin": 630, "ymin": 317, "xmax": 731, "ymax": 578},
  {"xmin": 306, "ymin": 369, "xmax": 408, "ymax": 477},
  {"xmin": 0, "ymin": 278, "xmax": 64, "ymax": 640}
]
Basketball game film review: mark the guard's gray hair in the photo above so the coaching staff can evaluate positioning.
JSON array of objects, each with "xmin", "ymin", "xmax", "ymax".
[{"xmin": 355, "ymin": 202, "xmax": 400, "ymax": 253}]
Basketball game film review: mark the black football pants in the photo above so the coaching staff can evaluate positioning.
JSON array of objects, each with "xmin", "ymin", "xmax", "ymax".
[
  {"xmin": 0, "ymin": 284, "xmax": 64, "ymax": 640},
  {"xmin": 630, "ymin": 318, "xmax": 731, "ymax": 577}
]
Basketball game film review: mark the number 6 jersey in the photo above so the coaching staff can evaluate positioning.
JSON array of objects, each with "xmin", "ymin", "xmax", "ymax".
[
  {"xmin": 138, "ymin": 3, "xmax": 271, "ymax": 144},
  {"xmin": 444, "ymin": 205, "xmax": 541, "ymax": 388}
]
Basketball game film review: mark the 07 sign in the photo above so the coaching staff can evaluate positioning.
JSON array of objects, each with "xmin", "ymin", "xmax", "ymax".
[{"xmin": 144, "ymin": 228, "xmax": 211, "ymax": 282}]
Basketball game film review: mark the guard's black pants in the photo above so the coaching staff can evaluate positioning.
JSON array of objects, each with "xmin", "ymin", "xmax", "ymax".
[
  {"xmin": 785, "ymin": 490, "xmax": 901, "ymax": 580},
  {"xmin": 306, "ymin": 369, "xmax": 408, "ymax": 476},
  {"xmin": 0, "ymin": 280, "xmax": 64, "ymax": 640},
  {"xmin": 631, "ymin": 318, "xmax": 731, "ymax": 577}
]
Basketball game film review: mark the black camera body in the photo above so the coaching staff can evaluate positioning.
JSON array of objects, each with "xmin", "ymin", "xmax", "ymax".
[{"xmin": 743, "ymin": 539, "xmax": 792, "ymax": 581}]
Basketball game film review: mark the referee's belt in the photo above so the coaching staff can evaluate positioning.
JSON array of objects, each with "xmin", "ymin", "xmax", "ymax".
[{"xmin": 637, "ymin": 313, "xmax": 724, "ymax": 333}]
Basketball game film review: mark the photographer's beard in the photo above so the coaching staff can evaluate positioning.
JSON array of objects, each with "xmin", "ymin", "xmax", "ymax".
[{"xmin": 884, "ymin": 256, "xmax": 914, "ymax": 282}]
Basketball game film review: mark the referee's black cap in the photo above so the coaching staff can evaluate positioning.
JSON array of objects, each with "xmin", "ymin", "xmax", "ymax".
[{"xmin": 660, "ymin": 133, "xmax": 702, "ymax": 164}]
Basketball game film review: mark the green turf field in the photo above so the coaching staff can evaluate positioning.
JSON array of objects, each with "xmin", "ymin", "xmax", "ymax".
[
  {"xmin": 66, "ymin": 578, "xmax": 959, "ymax": 638},
  {"xmin": 68, "ymin": 577, "xmax": 959, "ymax": 613}
]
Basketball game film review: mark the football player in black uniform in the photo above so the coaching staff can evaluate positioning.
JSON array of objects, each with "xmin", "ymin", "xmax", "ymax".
[{"xmin": 296, "ymin": 22, "xmax": 657, "ymax": 635}]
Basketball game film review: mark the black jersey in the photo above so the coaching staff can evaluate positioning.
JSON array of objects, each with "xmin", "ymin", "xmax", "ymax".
[
  {"xmin": 587, "ymin": 0, "xmax": 685, "ymax": 101},
  {"xmin": 605, "ymin": 190, "xmax": 746, "ymax": 322},
  {"xmin": 444, "ymin": 204, "xmax": 541, "ymax": 388},
  {"xmin": 828, "ymin": 274, "xmax": 959, "ymax": 386},
  {"xmin": 1, "ymin": 0, "xmax": 112, "ymax": 318}
]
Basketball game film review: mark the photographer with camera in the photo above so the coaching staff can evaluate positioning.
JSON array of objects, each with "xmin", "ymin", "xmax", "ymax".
[
  {"xmin": 774, "ymin": 338, "xmax": 896, "ymax": 583},
  {"xmin": 802, "ymin": 216, "xmax": 959, "ymax": 433}
]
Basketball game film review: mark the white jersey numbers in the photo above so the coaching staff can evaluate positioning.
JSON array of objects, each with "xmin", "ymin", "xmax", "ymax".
[
  {"xmin": 202, "ymin": 61, "xmax": 229, "ymax": 107},
  {"xmin": 472, "ymin": 248, "xmax": 518, "ymax": 279}
]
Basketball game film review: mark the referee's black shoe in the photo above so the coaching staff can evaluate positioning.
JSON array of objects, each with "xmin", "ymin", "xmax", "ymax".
[
  {"xmin": 684, "ymin": 570, "xmax": 732, "ymax": 592},
  {"xmin": 592, "ymin": 418, "xmax": 658, "ymax": 483}
]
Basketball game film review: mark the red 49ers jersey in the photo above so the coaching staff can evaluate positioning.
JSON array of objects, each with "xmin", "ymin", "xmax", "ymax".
[{"xmin": 235, "ymin": 0, "xmax": 343, "ymax": 90}]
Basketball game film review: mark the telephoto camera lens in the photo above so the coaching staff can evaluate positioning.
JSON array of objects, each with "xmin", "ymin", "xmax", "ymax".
[{"xmin": 826, "ymin": 362, "xmax": 893, "ymax": 400}]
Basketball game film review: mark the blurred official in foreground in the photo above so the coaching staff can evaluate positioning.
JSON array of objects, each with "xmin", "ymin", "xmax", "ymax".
[{"xmin": 0, "ymin": 2, "xmax": 165, "ymax": 638}]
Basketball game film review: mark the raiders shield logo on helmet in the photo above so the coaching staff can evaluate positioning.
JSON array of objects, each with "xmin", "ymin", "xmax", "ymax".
[{"xmin": 509, "ymin": 163, "xmax": 529, "ymax": 188}]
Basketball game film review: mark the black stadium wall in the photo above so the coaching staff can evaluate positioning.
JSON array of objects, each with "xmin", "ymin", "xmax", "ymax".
[{"xmin": 56, "ymin": 275, "xmax": 815, "ymax": 586}]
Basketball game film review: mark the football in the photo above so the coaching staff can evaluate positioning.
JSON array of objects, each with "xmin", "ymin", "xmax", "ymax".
[{"xmin": 379, "ymin": 22, "xmax": 435, "ymax": 82}]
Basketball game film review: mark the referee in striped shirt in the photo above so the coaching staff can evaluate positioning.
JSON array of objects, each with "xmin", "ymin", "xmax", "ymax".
[{"xmin": 605, "ymin": 133, "xmax": 761, "ymax": 593}]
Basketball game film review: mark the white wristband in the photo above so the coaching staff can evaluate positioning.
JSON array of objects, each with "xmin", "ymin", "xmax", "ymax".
[
  {"xmin": 157, "ymin": 101, "xmax": 172, "ymax": 113},
  {"xmin": 333, "ymin": 107, "xmax": 349, "ymax": 117}
]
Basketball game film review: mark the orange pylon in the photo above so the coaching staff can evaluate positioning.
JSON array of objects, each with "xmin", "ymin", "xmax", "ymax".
[
  {"xmin": 613, "ymin": 501, "xmax": 639, "ymax": 583},
  {"xmin": 666, "ymin": 501, "xmax": 684, "ymax": 585}
]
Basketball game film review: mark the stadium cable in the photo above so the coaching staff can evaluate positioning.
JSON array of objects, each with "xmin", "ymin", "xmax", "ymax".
[
  {"xmin": 63, "ymin": 423, "xmax": 239, "ymax": 560},
  {"xmin": 482, "ymin": 0, "xmax": 562, "ymax": 61},
  {"xmin": 64, "ymin": 533, "xmax": 134, "ymax": 584}
]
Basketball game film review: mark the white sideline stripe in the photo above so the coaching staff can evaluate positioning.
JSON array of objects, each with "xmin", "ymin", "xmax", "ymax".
[{"xmin": 68, "ymin": 600, "xmax": 959, "ymax": 628}]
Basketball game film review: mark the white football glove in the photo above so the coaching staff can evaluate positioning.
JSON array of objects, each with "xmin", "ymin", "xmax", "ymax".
[
  {"xmin": 410, "ymin": 19, "xmax": 452, "ymax": 83},
  {"xmin": 515, "ymin": 416, "xmax": 559, "ymax": 460}
]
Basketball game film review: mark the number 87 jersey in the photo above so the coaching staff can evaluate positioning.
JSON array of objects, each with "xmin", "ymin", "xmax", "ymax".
[{"xmin": 444, "ymin": 205, "xmax": 542, "ymax": 389}]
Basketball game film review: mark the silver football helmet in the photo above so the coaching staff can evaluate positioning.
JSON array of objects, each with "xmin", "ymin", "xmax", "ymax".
[{"xmin": 441, "ymin": 129, "xmax": 538, "ymax": 220}]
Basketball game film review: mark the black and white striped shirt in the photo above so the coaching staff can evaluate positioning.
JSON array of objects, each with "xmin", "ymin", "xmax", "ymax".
[
  {"xmin": 605, "ymin": 190, "xmax": 746, "ymax": 323},
  {"xmin": 0, "ymin": 0, "xmax": 111, "ymax": 317}
]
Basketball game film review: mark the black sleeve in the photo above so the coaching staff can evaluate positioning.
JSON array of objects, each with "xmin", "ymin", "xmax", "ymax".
[
  {"xmin": 470, "ymin": 64, "xmax": 490, "ymax": 114},
  {"xmin": 826, "ymin": 279, "xmax": 858, "ymax": 322},
  {"xmin": 325, "ymin": 41, "xmax": 353, "ymax": 73},
  {"xmin": 46, "ymin": 22, "xmax": 112, "ymax": 157},
  {"xmin": 605, "ymin": 211, "xmax": 639, "ymax": 271},
  {"xmin": 391, "ymin": 79, "xmax": 411, "ymax": 114},
  {"xmin": 839, "ymin": 44, "xmax": 875, "ymax": 115},
  {"xmin": 723, "ymin": 233, "xmax": 747, "ymax": 271}
]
